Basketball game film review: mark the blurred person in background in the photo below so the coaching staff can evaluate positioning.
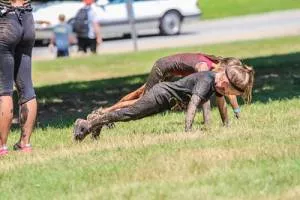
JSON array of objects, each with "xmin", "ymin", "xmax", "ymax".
[
  {"xmin": 0, "ymin": 0, "xmax": 37, "ymax": 155},
  {"xmin": 73, "ymin": 0, "xmax": 102, "ymax": 54},
  {"xmin": 49, "ymin": 14, "xmax": 75, "ymax": 58}
]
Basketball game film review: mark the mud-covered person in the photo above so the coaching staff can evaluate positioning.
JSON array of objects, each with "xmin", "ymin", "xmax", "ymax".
[
  {"xmin": 89, "ymin": 54, "xmax": 244, "ymax": 128},
  {"xmin": 0, "ymin": 0, "xmax": 37, "ymax": 155},
  {"xmin": 73, "ymin": 64, "xmax": 254, "ymax": 141}
]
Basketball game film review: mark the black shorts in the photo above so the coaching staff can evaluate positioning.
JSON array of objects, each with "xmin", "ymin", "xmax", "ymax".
[
  {"xmin": 57, "ymin": 49, "xmax": 69, "ymax": 57},
  {"xmin": 0, "ymin": 11, "xmax": 36, "ymax": 104},
  {"xmin": 77, "ymin": 37, "xmax": 97, "ymax": 53}
]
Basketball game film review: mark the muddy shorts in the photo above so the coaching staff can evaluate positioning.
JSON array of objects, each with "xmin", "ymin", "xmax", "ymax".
[{"xmin": 0, "ymin": 9, "xmax": 36, "ymax": 104}]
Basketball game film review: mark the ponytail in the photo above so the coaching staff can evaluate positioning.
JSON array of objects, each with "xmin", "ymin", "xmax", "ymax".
[
  {"xmin": 242, "ymin": 65, "xmax": 255, "ymax": 104},
  {"xmin": 225, "ymin": 64, "xmax": 255, "ymax": 104}
]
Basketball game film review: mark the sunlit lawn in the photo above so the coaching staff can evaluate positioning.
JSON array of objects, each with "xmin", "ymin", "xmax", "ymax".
[
  {"xmin": 1, "ymin": 36, "xmax": 300, "ymax": 200},
  {"xmin": 199, "ymin": 0, "xmax": 300, "ymax": 19}
]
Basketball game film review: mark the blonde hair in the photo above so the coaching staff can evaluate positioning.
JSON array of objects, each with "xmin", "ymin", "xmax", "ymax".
[
  {"xmin": 225, "ymin": 64, "xmax": 255, "ymax": 104},
  {"xmin": 211, "ymin": 57, "xmax": 243, "ymax": 72},
  {"xmin": 58, "ymin": 14, "xmax": 65, "ymax": 22}
]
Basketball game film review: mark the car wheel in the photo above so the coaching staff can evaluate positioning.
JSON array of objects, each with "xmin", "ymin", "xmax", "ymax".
[{"xmin": 160, "ymin": 11, "xmax": 182, "ymax": 36}]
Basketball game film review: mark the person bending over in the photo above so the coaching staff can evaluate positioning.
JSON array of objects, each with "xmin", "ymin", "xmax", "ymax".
[{"xmin": 73, "ymin": 64, "xmax": 254, "ymax": 141}]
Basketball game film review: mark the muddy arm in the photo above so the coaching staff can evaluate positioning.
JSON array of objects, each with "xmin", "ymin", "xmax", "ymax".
[
  {"xmin": 185, "ymin": 95, "xmax": 202, "ymax": 132},
  {"xmin": 226, "ymin": 94, "xmax": 240, "ymax": 119}
]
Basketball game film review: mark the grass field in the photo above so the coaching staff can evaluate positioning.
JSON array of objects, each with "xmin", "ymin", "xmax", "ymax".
[
  {"xmin": 1, "ymin": 36, "xmax": 300, "ymax": 199},
  {"xmin": 199, "ymin": 0, "xmax": 300, "ymax": 19}
]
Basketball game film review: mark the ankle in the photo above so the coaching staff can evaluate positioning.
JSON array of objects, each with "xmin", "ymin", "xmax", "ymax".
[
  {"xmin": 18, "ymin": 138, "xmax": 30, "ymax": 145},
  {"xmin": 13, "ymin": 142, "xmax": 32, "ymax": 152},
  {"xmin": 18, "ymin": 142, "xmax": 31, "ymax": 147}
]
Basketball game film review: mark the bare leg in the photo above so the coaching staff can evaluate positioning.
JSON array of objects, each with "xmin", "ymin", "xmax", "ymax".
[
  {"xmin": 91, "ymin": 85, "xmax": 145, "ymax": 115},
  {"xmin": 101, "ymin": 98, "xmax": 140, "ymax": 113},
  {"xmin": 118, "ymin": 84, "xmax": 145, "ymax": 102},
  {"xmin": 216, "ymin": 95, "xmax": 229, "ymax": 126},
  {"xmin": 226, "ymin": 94, "xmax": 240, "ymax": 119},
  {"xmin": 0, "ymin": 96, "xmax": 13, "ymax": 148},
  {"xmin": 202, "ymin": 100, "xmax": 211, "ymax": 125},
  {"xmin": 17, "ymin": 98, "xmax": 37, "ymax": 146}
]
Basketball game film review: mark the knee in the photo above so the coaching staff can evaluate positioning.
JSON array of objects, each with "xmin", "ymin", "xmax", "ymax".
[
  {"xmin": 0, "ymin": 95, "xmax": 14, "ymax": 120},
  {"xmin": 17, "ymin": 87, "xmax": 36, "ymax": 104}
]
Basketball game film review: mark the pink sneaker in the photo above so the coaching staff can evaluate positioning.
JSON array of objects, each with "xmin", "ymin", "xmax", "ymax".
[
  {"xmin": 0, "ymin": 147, "xmax": 8, "ymax": 156},
  {"xmin": 13, "ymin": 143, "xmax": 32, "ymax": 153}
]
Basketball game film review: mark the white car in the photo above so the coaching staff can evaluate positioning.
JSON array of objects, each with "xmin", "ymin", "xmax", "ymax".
[{"xmin": 33, "ymin": 0, "xmax": 201, "ymax": 42}]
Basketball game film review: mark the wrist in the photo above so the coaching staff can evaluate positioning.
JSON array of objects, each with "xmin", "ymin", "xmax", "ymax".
[{"xmin": 233, "ymin": 107, "xmax": 241, "ymax": 114}]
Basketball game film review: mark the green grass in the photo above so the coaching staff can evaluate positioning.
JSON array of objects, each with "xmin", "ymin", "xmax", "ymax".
[
  {"xmin": 1, "ymin": 35, "xmax": 300, "ymax": 199},
  {"xmin": 33, "ymin": 36, "xmax": 300, "ymax": 86},
  {"xmin": 198, "ymin": 0, "xmax": 300, "ymax": 19}
]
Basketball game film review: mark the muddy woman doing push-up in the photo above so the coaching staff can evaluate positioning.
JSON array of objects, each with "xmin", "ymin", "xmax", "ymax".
[
  {"xmin": 73, "ymin": 64, "xmax": 254, "ymax": 141},
  {"xmin": 91, "ymin": 53, "xmax": 243, "ymax": 120}
]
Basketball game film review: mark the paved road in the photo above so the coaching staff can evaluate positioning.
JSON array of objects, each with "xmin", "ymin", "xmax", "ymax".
[{"xmin": 33, "ymin": 10, "xmax": 300, "ymax": 60}]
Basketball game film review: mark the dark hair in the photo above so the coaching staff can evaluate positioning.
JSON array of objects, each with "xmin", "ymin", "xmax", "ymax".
[{"xmin": 225, "ymin": 64, "xmax": 255, "ymax": 104}]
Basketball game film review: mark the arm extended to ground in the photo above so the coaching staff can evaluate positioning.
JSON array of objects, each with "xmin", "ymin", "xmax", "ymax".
[{"xmin": 185, "ymin": 95, "xmax": 202, "ymax": 132}]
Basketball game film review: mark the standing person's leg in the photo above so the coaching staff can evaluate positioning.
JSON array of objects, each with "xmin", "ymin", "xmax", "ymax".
[
  {"xmin": 13, "ymin": 12, "xmax": 37, "ymax": 151},
  {"xmin": 57, "ymin": 49, "xmax": 69, "ymax": 57},
  {"xmin": 89, "ymin": 38, "xmax": 97, "ymax": 54},
  {"xmin": 77, "ymin": 37, "xmax": 87, "ymax": 53},
  {"xmin": 0, "ymin": 51, "xmax": 14, "ymax": 153},
  {"xmin": 57, "ymin": 50, "xmax": 63, "ymax": 57},
  {"xmin": 0, "ymin": 14, "xmax": 21, "ymax": 155},
  {"xmin": 65, "ymin": 49, "xmax": 69, "ymax": 57},
  {"xmin": 0, "ymin": 96, "xmax": 14, "ymax": 155},
  {"xmin": 59, "ymin": 49, "xmax": 69, "ymax": 57}
]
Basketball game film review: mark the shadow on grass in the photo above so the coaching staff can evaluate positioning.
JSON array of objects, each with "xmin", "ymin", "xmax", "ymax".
[{"xmin": 20, "ymin": 52, "xmax": 300, "ymax": 128}]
